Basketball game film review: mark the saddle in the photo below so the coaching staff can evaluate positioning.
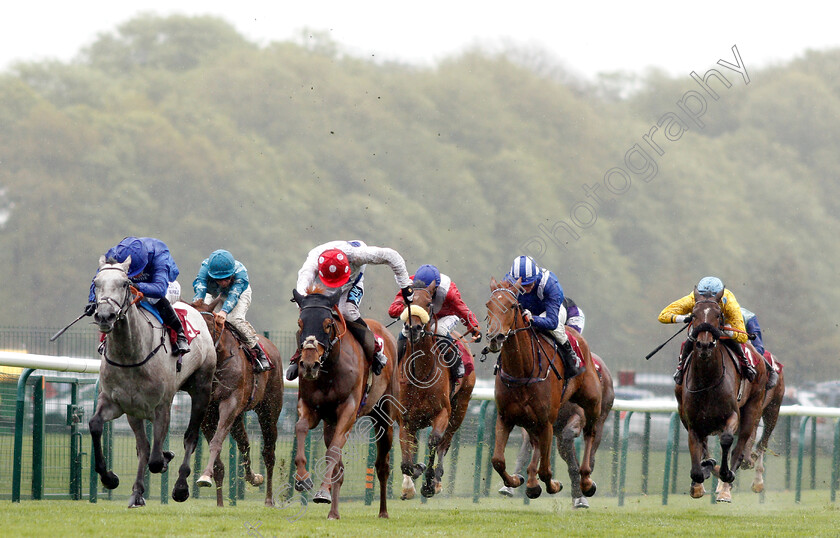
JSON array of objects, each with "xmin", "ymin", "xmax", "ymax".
[{"xmin": 224, "ymin": 322, "xmax": 274, "ymax": 371}]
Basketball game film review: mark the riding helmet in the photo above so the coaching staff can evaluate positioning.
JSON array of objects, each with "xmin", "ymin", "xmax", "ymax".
[
  {"xmin": 109, "ymin": 237, "xmax": 148, "ymax": 278},
  {"xmin": 508, "ymin": 255, "xmax": 542, "ymax": 286},
  {"xmin": 696, "ymin": 276, "xmax": 724, "ymax": 296},
  {"xmin": 207, "ymin": 249, "xmax": 236, "ymax": 279},
  {"xmin": 318, "ymin": 248, "xmax": 351, "ymax": 288},
  {"xmin": 414, "ymin": 264, "xmax": 441, "ymax": 286}
]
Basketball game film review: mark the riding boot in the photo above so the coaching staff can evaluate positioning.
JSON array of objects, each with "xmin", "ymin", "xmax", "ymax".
[
  {"xmin": 723, "ymin": 339, "xmax": 756, "ymax": 382},
  {"xmin": 764, "ymin": 358, "xmax": 779, "ymax": 389},
  {"xmin": 157, "ymin": 298, "xmax": 190, "ymax": 356},
  {"xmin": 557, "ymin": 339, "xmax": 585, "ymax": 379},
  {"xmin": 346, "ymin": 318, "xmax": 387, "ymax": 375},
  {"xmin": 397, "ymin": 333, "xmax": 407, "ymax": 363},
  {"xmin": 251, "ymin": 344, "xmax": 272, "ymax": 373},
  {"xmin": 674, "ymin": 340, "xmax": 694, "ymax": 385},
  {"xmin": 444, "ymin": 343, "xmax": 465, "ymax": 380}
]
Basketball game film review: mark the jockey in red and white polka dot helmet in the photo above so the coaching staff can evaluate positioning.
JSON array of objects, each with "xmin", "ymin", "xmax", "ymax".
[{"xmin": 289, "ymin": 240, "xmax": 413, "ymax": 380}]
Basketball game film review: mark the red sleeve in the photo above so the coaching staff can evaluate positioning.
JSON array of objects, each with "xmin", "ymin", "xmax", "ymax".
[
  {"xmin": 445, "ymin": 282, "xmax": 479, "ymax": 332},
  {"xmin": 387, "ymin": 291, "xmax": 405, "ymax": 319}
]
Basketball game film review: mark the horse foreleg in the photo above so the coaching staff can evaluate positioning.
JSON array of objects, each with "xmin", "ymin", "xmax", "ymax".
[
  {"xmin": 535, "ymin": 424, "xmax": 561, "ymax": 496},
  {"xmin": 558, "ymin": 415, "xmax": 586, "ymax": 507},
  {"xmin": 374, "ymin": 418, "xmax": 394, "ymax": 519},
  {"xmin": 687, "ymin": 430, "xmax": 709, "ymax": 498},
  {"xmin": 88, "ymin": 396, "xmax": 123, "ymax": 492},
  {"xmin": 126, "ymin": 415, "xmax": 151, "ymax": 508},
  {"xmin": 313, "ymin": 399, "xmax": 357, "ymax": 509},
  {"xmin": 399, "ymin": 425, "xmax": 419, "ymax": 500},
  {"xmin": 490, "ymin": 416, "xmax": 520, "ymax": 489},
  {"xmin": 578, "ymin": 406, "xmax": 601, "ymax": 497},
  {"xmin": 321, "ymin": 424, "xmax": 346, "ymax": 520},
  {"xmin": 148, "ymin": 403, "xmax": 173, "ymax": 475},
  {"xmin": 421, "ymin": 409, "xmax": 450, "ymax": 498},
  {"xmin": 717, "ymin": 412, "xmax": 739, "ymax": 484},
  {"xmin": 293, "ymin": 405, "xmax": 319, "ymax": 493}
]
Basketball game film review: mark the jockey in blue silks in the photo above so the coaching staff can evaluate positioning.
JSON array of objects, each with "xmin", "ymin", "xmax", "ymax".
[
  {"xmin": 192, "ymin": 249, "xmax": 271, "ymax": 372},
  {"xmin": 87, "ymin": 237, "xmax": 190, "ymax": 355},
  {"xmin": 504, "ymin": 255, "xmax": 585, "ymax": 379}
]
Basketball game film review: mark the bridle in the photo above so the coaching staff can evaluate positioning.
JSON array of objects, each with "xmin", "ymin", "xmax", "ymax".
[
  {"xmin": 299, "ymin": 304, "xmax": 346, "ymax": 369},
  {"xmin": 685, "ymin": 297, "xmax": 728, "ymax": 393},
  {"xmin": 486, "ymin": 287, "xmax": 532, "ymax": 346},
  {"xmin": 94, "ymin": 266, "xmax": 142, "ymax": 324}
]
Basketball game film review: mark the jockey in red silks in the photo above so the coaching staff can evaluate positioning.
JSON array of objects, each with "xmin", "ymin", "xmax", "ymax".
[
  {"xmin": 387, "ymin": 264, "xmax": 482, "ymax": 381},
  {"xmin": 286, "ymin": 240, "xmax": 413, "ymax": 381},
  {"xmin": 87, "ymin": 236, "xmax": 190, "ymax": 355}
]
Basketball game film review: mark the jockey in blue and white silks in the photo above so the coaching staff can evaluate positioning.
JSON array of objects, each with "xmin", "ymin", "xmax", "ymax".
[
  {"xmin": 87, "ymin": 236, "xmax": 190, "ymax": 355},
  {"xmin": 192, "ymin": 249, "xmax": 271, "ymax": 372},
  {"xmin": 503, "ymin": 255, "xmax": 585, "ymax": 378}
]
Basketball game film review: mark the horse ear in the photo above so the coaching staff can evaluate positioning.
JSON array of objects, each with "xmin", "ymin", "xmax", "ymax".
[
  {"xmin": 327, "ymin": 287, "xmax": 342, "ymax": 306},
  {"xmin": 714, "ymin": 289, "xmax": 724, "ymax": 302},
  {"xmin": 120, "ymin": 255, "xmax": 132, "ymax": 274},
  {"xmin": 98, "ymin": 255, "xmax": 108, "ymax": 268},
  {"xmin": 693, "ymin": 286, "xmax": 700, "ymax": 300},
  {"xmin": 490, "ymin": 276, "xmax": 498, "ymax": 289},
  {"xmin": 291, "ymin": 289, "xmax": 303, "ymax": 305},
  {"xmin": 427, "ymin": 280, "xmax": 437, "ymax": 295}
]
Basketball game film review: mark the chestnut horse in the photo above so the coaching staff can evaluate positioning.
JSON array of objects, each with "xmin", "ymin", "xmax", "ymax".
[
  {"xmin": 291, "ymin": 287, "xmax": 399, "ymax": 519},
  {"xmin": 397, "ymin": 281, "xmax": 477, "ymax": 500},
  {"xmin": 676, "ymin": 289, "xmax": 768, "ymax": 500},
  {"xmin": 485, "ymin": 277, "xmax": 602, "ymax": 499},
  {"xmin": 191, "ymin": 297, "xmax": 284, "ymax": 507}
]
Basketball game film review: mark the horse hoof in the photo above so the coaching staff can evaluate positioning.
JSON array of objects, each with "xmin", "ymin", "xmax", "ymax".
[
  {"xmin": 400, "ymin": 491, "xmax": 415, "ymax": 501},
  {"xmin": 751, "ymin": 482, "xmax": 764, "ymax": 494},
  {"xmin": 196, "ymin": 475, "xmax": 213, "ymax": 488},
  {"xmin": 514, "ymin": 474, "xmax": 526, "ymax": 488},
  {"xmin": 573, "ymin": 497, "xmax": 590, "ymax": 509},
  {"xmin": 547, "ymin": 480, "xmax": 563, "ymax": 495},
  {"xmin": 412, "ymin": 463, "xmax": 427, "ymax": 480},
  {"xmin": 172, "ymin": 485, "xmax": 190, "ymax": 503},
  {"xmin": 250, "ymin": 474, "xmax": 264, "ymax": 487},
  {"xmin": 525, "ymin": 485, "xmax": 542, "ymax": 499},
  {"xmin": 435, "ymin": 482, "xmax": 442, "ymax": 495},
  {"xmin": 715, "ymin": 493, "xmax": 732, "ymax": 503},
  {"xmin": 690, "ymin": 483, "xmax": 706, "ymax": 499},
  {"xmin": 313, "ymin": 490, "xmax": 332, "ymax": 504},
  {"xmin": 148, "ymin": 460, "xmax": 165, "ymax": 474},
  {"xmin": 101, "ymin": 472, "xmax": 120, "ymax": 490},
  {"xmin": 164, "ymin": 451, "xmax": 175, "ymax": 463},
  {"xmin": 498, "ymin": 486, "xmax": 514, "ymax": 497},
  {"xmin": 295, "ymin": 477, "xmax": 313, "ymax": 492},
  {"xmin": 583, "ymin": 482, "xmax": 597, "ymax": 497},
  {"xmin": 378, "ymin": 512, "xmax": 389, "ymax": 519},
  {"xmin": 128, "ymin": 494, "xmax": 146, "ymax": 508},
  {"xmin": 421, "ymin": 483, "xmax": 435, "ymax": 498}
]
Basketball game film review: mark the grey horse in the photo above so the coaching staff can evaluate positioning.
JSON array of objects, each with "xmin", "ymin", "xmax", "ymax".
[{"xmin": 88, "ymin": 256, "xmax": 216, "ymax": 507}]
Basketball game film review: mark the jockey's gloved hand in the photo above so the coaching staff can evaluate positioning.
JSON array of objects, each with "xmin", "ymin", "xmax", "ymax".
[
  {"xmin": 675, "ymin": 314, "xmax": 692, "ymax": 323},
  {"xmin": 401, "ymin": 286, "xmax": 414, "ymax": 303},
  {"xmin": 522, "ymin": 309, "xmax": 533, "ymax": 322},
  {"xmin": 470, "ymin": 328, "xmax": 482, "ymax": 342},
  {"xmin": 748, "ymin": 333, "xmax": 757, "ymax": 340},
  {"xmin": 84, "ymin": 303, "xmax": 96, "ymax": 317}
]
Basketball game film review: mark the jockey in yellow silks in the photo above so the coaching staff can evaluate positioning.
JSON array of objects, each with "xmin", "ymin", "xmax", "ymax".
[{"xmin": 658, "ymin": 276, "xmax": 754, "ymax": 385}]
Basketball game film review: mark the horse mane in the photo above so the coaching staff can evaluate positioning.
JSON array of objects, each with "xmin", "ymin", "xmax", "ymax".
[
  {"xmin": 105, "ymin": 256, "xmax": 119, "ymax": 265},
  {"xmin": 306, "ymin": 284, "xmax": 328, "ymax": 295}
]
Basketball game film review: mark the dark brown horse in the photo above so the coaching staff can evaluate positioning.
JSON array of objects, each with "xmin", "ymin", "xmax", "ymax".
[
  {"xmin": 191, "ymin": 297, "xmax": 285, "ymax": 507},
  {"xmin": 291, "ymin": 286, "xmax": 399, "ymax": 519},
  {"xmin": 397, "ymin": 281, "xmax": 477, "ymax": 500},
  {"xmin": 676, "ymin": 289, "xmax": 769, "ymax": 499},
  {"xmin": 485, "ymin": 277, "xmax": 602, "ymax": 499}
]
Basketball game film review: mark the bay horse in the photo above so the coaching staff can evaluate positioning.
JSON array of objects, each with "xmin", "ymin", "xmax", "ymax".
[
  {"xmin": 500, "ymin": 352, "xmax": 614, "ymax": 508},
  {"xmin": 485, "ymin": 277, "xmax": 602, "ymax": 499},
  {"xmin": 88, "ymin": 256, "xmax": 216, "ymax": 507},
  {"xmin": 291, "ymin": 286, "xmax": 399, "ymax": 519},
  {"xmin": 397, "ymin": 281, "xmax": 477, "ymax": 500},
  {"xmin": 676, "ymin": 288, "xmax": 769, "ymax": 500},
  {"xmin": 191, "ymin": 297, "xmax": 284, "ymax": 507}
]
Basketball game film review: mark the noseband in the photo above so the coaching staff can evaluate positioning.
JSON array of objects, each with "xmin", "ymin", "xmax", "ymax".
[{"xmin": 688, "ymin": 298, "xmax": 724, "ymax": 344}]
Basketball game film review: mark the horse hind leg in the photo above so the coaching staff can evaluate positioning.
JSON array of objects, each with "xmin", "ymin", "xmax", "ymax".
[
  {"xmin": 374, "ymin": 419, "xmax": 394, "ymax": 519},
  {"xmin": 173, "ymin": 371, "xmax": 214, "ymax": 503},
  {"xmin": 751, "ymin": 450, "xmax": 766, "ymax": 494},
  {"xmin": 255, "ymin": 402, "xmax": 280, "ymax": 507},
  {"xmin": 558, "ymin": 419, "xmax": 587, "ymax": 508},
  {"xmin": 231, "ymin": 414, "xmax": 264, "ymax": 487}
]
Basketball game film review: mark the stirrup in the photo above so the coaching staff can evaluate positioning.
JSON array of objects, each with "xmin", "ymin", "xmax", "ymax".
[
  {"xmin": 371, "ymin": 353, "xmax": 386, "ymax": 376},
  {"xmin": 174, "ymin": 336, "xmax": 190, "ymax": 356}
]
